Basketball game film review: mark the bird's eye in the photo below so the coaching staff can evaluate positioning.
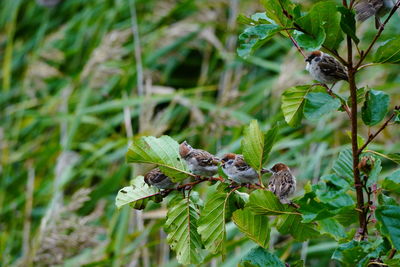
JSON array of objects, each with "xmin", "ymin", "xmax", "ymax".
[{"xmin": 314, "ymin": 57, "xmax": 321, "ymax": 62}]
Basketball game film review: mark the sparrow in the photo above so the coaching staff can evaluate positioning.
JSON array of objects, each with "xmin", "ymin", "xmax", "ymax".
[
  {"xmin": 179, "ymin": 141, "xmax": 219, "ymax": 176},
  {"xmin": 305, "ymin": 51, "xmax": 348, "ymax": 84},
  {"xmin": 221, "ymin": 153, "xmax": 259, "ymax": 185},
  {"xmin": 268, "ymin": 163, "xmax": 296, "ymax": 204},
  {"xmin": 144, "ymin": 168, "xmax": 176, "ymax": 190},
  {"xmin": 354, "ymin": 0, "xmax": 394, "ymax": 29}
]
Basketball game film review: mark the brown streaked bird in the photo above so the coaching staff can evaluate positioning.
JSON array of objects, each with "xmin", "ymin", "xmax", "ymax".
[
  {"xmin": 305, "ymin": 51, "xmax": 348, "ymax": 84},
  {"xmin": 268, "ymin": 163, "xmax": 296, "ymax": 204},
  {"xmin": 354, "ymin": 0, "xmax": 394, "ymax": 29},
  {"xmin": 144, "ymin": 168, "xmax": 176, "ymax": 190},
  {"xmin": 221, "ymin": 153, "xmax": 259, "ymax": 185},
  {"xmin": 179, "ymin": 141, "xmax": 219, "ymax": 176}
]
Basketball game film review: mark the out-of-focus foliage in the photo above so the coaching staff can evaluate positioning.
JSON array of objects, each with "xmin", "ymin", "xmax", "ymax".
[{"xmin": 1, "ymin": 0, "xmax": 400, "ymax": 266}]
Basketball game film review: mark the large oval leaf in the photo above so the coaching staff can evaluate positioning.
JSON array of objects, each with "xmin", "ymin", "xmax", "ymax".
[
  {"xmin": 361, "ymin": 90, "xmax": 389, "ymax": 126},
  {"xmin": 126, "ymin": 136, "xmax": 191, "ymax": 181},
  {"xmin": 374, "ymin": 37, "xmax": 400, "ymax": 64},
  {"xmin": 197, "ymin": 188, "xmax": 229, "ymax": 255},
  {"xmin": 165, "ymin": 195, "xmax": 205, "ymax": 265},
  {"xmin": 239, "ymin": 247, "xmax": 285, "ymax": 267},
  {"xmin": 376, "ymin": 204, "xmax": 400, "ymax": 250},
  {"xmin": 281, "ymin": 85, "xmax": 313, "ymax": 127},
  {"xmin": 237, "ymin": 24, "xmax": 281, "ymax": 58},
  {"xmin": 232, "ymin": 208, "xmax": 270, "ymax": 248},
  {"xmin": 241, "ymin": 121, "xmax": 278, "ymax": 172},
  {"xmin": 304, "ymin": 92, "xmax": 341, "ymax": 121},
  {"xmin": 115, "ymin": 176, "xmax": 162, "ymax": 209},
  {"xmin": 295, "ymin": 1, "xmax": 343, "ymax": 50},
  {"xmin": 246, "ymin": 190, "xmax": 298, "ymax": 215}
]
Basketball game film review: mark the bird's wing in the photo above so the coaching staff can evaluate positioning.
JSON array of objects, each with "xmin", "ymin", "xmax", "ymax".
[
  {"xmin": 191, "ymin": 149, "xmax": 218, "ymax": 167},
  {"xmin": 354, "ymin": 0, "xmax": 383, "ymax": 21},
  {"xmin": 234, "ymin": 155, "xmax": 252, "ymax": 171},
  {"xmin": 319, "ymin": 55, "xmax": 348, "ymax": 81}
]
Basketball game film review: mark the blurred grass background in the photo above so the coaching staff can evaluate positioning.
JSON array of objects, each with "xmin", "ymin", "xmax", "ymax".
[{"xmin": 1, "ymin": 0, "xmax": 399, "ymax": 266}]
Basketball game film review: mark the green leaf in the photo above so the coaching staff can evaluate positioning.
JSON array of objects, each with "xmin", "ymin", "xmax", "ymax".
[
  {"xmin": 293, "ymin": 28, "xmax": 326, "ymax": 51},
  {"xmin": 126, "ymin": 136, "xmax": 191, "ymax": 182},
  {"xmin": 337, "ymin": 7, "xmax": 359, "ymax": 44},
  {"xmin": 314, "ymin": 176, "xmax": 355, "ymax": 209},
  {"xmin": 376, "ymin": 204, "xmax": 400, "ymax": 250},
  {"xmin": 261, "ymin": 0, "xmax": 294, "ymax": 27},
  {"xmin": 368, "ymin": 151, "xmax": 400, "ymax": 165},
  {"xmin": 295, "ymin": 1, "xmax": 343, "ymax": 50},
  {"xmin": 241, "ymin": 120, "xmax": 264, "ymax": 172},
  {"xmin": 332, "ymin": 148, "xmax": 354, "ymax": 182},
  {"xmin": 387, "ymin": 153, "xmax": 400, "ymax": 164},
  {"xmin": 237, "ymin": 24, "xmax": 281, "ymax": 58},
  {"xmin": 394, "ymin": 110, "xmax": 400, "ymax": 124},
  {"xmin": 374, "ymin": 37, "xmax": 400, "ymax": 64},
  {"xmin": 332, "ymin": 240, "xmax": 371, "ymax": 266},
  {"xmin": 297, "ymin": 191, "xmax": 337, "ymax": 223},
  {"xmin": 382, "ymin": 169, "xmax": 400, "ymax": 194},
  {"xmin": 384, "ymin": 253, "xmax": 400, "ymax": 267},
  {"xmin": 304, "ymin": 92, "xmax": 341, "ymax": 121},
  {"xmin": 115, "ymin": 176, "xmax": 162, "ymax": 209},
  {"xmin": 241, "ymin": 121, "xmax": 278, "ymax": 172},
  {"xmin": 263, "ymin": 124, "xmax": 279, "ymax": 165},
  {"xmin": 239, "ymin": 246, "xmax": 285, "ymax": 267},
  {"xmin": 197, "ymin": 186, "xmax": 230, "ymax": 255},
  {"xmin": 246, "ymin": 190, "xmax": 298, "ymax": 215},
  {"xmin": 281, "ymin": 85, "xmax": 313, "ymax": 127},
  {"xmin": 232, "ymin": 208, "xmax": 270, "ymax": 248},
  {"xmin": 319, "ymin": 218, "xmax": 347, "ymax": 241},
  {"xmin": 165, "ymin": 194, "xmax": 205, "ymax": 265},
  {"xmin": 276, "ymin": 214, "xmax": 320, "ymax": 241},
  {"xmin": 361, "ymin": 89, "xmax": 390, "ymax": 126},
  {"xmin": 333, "ymin": 238, "xmax": 388, "ymax": 267}
]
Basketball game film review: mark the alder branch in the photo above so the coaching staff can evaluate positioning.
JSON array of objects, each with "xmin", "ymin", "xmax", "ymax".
[
  {"xmin": 355, "ymin": 0, "xmax": 400, "ymax": 70},
  {"xmin": 357, "ymin": 108, "xmax": 399, "ymax": 155},
  {"xmin": 346, "ymin": 31, "xmax": 367, "ymax": 237}
]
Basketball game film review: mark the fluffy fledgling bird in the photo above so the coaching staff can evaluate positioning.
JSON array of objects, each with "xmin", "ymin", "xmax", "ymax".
[
  {"xmin": 268, "ymin": 163, "xmax": 296, "ymax": 204},
  {"xmin": 305, "ymin": 51, "xmax": 348, "ymax": 84},
  {"xmin": 179, "ymin": 141, "xmax": 219, "ymax": 176},
  {"xmin": 354, "ymin": 0, "xmax": 394, "ymax": 29},
  {"xmin": 144, "ymin": 168, "xmax": 176, "ymax": 190},
  {"xmin": 221, "ymin": 153, "xmax": 259, "ymax": 185}
]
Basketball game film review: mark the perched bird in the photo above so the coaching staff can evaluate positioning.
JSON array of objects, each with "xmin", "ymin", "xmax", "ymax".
[
  {"xmin": 268, "ymin": 163, "xmax": 296, "ymax": 204},
  {"xmin": 144, "ymin": 168, "xmax": 176, "ymax": 190},
  {"xmin": 221, "ymin": 153, "xmax": 259, "ymax": 185},
  {"xmin": 179, "ymin": 141, "xmax": 219, "ymax": 176},
  {"xmin": 305, "ymin": 51, "xmax": 348, "ymax": 84},
  {"xmin": 354, "ymin": 0, "xmax": 394, "ymax": 29}
]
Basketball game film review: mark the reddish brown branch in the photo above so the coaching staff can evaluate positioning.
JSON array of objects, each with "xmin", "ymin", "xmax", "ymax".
[
  {"xmin": 357, "ymin": 109, "xmax": 398, "ymax": 155},
  {"xmin": 347, "ymin": 33, "xmax": 367, "ymax": 237}
]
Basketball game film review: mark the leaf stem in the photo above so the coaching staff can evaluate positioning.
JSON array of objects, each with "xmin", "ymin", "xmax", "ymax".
[{"xmin": 354, "ymin": 0, "xmax": 400, "ymax": 69}]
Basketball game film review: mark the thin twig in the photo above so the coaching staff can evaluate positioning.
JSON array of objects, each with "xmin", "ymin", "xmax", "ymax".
[
  {"xmin": 355, "ymin": 0, "xmax": 400, "ymax": 69},
  {"xmin": 389, "ymin": 248, "xmax": 397, "ymax": 259},
  {"xmin": 285, "ymin": 29, "xmax": 306, "ymax": 58},
  {"xmin": 357, "ymin": 109, "xmax": 398, "ymax": 155}
]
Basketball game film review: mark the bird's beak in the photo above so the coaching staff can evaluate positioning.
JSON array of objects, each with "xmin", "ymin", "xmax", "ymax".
[
  {"xmin": 212, "ymin": 159, "xmax": 220, "ymax": 165},
  {"xmin": 305, "ymin": 58, "xmax": 310, "ymax": 63}
]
